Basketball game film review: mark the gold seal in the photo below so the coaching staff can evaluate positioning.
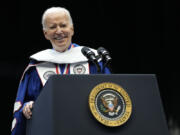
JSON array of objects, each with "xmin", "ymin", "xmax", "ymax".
[{"xmin": 89, "ymin": 82, "xmax": 132, "ymax": 127}]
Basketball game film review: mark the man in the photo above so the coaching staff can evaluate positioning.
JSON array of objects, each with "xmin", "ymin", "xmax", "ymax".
[{"xmin": 11, "ymin": 7, "xmax": 110, "ymax": 135}]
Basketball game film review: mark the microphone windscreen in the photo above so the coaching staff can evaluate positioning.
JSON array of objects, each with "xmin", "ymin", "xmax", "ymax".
[
  {"xmin": 81, "ymin": 47, "xmax": 89, "ymax": 56},
  {"xmin": 97, "ymin": 47, "xmax": 109, "ymax": 56},
  {"xmin": 81, "ymin": 47, "xmax": 95, "ymax": 57}
]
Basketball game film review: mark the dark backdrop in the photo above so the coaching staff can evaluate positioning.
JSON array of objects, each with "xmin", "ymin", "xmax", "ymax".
[{"xmin": 4, "ymin": 0, "xmax": 179, "ymax": 134}]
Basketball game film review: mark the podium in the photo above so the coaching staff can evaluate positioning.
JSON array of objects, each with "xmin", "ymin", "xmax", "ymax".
[{"xmin": 26, "ymin": 74, "xmax": 169, "ymax": 135}]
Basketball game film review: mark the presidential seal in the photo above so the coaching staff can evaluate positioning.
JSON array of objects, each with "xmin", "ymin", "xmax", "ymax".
[{"xmin": 89, "ymin": 82, "xmax": 132, "ymax": 127}]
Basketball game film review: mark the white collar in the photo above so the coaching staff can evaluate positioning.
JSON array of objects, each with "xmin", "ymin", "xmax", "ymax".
[{"xmin": 30, "ymin": 46, "xmax": 98, "ymax": 64}]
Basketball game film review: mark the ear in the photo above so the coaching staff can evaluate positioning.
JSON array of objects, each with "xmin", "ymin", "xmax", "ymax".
[
  {"xmin": 43, "ymin": 29, "xmax": 49, "ymax": 40},
  {"xmin": 71, "ymin": 26, "xmax": 74, "ymax": 36}
]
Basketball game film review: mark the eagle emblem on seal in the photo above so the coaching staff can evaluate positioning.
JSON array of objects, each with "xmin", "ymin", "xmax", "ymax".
[{"xmin": 101, "ymin": 93, "xmax": 121, "ymax": 116}]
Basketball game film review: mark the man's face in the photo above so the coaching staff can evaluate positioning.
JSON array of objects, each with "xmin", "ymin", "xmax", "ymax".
[{"xmin": 43, "ymin": 12, "xmax": 74, "ymax": 52}]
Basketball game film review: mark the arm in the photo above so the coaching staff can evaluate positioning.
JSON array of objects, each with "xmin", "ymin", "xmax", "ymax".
[{"xmin": 11, "ymin": 66, "xmax": 42, "ymax": 135}]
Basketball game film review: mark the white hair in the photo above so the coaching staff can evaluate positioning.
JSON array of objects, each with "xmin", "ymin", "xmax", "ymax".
[{"xmin": 42, "ymin": 7, "xmax": 73, "ymax": 30}]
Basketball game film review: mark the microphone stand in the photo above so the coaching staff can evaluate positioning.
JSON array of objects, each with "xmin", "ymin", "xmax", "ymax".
[
  {"xmin": 103, "ymin": 60, "xmax": 113, "ymax": 73},
  {"xmin": 95, "ymin": 61, "xmax": 101, "ymax": 74}
]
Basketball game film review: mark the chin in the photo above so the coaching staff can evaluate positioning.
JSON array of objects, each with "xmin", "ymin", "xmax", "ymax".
[
  {"xmin": 56, "ymin": 41, "xmax": 68, "ymax": 47},
  {"xmin": 52, "ymin": 41, "xmax": 71, "ymax": 51},
  {"xmin": 53, "ymin": 41, "xmax": 66, "ymax": 47}
]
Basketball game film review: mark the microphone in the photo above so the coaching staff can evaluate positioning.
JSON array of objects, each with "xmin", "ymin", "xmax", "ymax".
[
  {"xmin": 81, "ymin": 47, "xmax": 101, "ymax": 73},
  {"xmin": 97, "ymin": 47, "xmax": 112, "ymax": 65},
  {"xmin": 81, "ymin": 47, "xmax": 97, "ymax": 62},
  {"xmin": 97, "ymin": 47, "xmax": 112, "ymax": 72}
]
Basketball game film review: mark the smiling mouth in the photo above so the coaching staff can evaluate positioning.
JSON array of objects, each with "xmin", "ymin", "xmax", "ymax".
[
  {"xmin": 54, "ymin": 37, "xmax": 64, "ymax": 40},
  {"xmin": 54, "ymin": 35, "xmax": 68, "ymax": 41}
]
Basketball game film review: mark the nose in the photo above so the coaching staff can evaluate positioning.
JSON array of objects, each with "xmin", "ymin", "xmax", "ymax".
[{"xmin": 55, "ymin": 26, "xmax": 63, "ymax": 34}]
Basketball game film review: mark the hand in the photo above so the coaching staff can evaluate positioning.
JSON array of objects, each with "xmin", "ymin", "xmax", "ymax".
[{"xmin": 23, "ymin": 101, "xmax": 34, "ymax": 119}]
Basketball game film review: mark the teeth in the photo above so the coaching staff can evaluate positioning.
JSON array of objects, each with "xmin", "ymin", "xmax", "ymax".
[
  {"xmin": 54, "ymin": 36, "xmax": 64, "ymax": 40},
  {"xmin": 56, "ymin": 37, "xmax": 63, "ymax": 40}
]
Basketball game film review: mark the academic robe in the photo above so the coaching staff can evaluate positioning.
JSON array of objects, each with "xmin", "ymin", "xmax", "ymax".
[{"xmin": 11, "ymin": 43, "xmax": 110, "ymax": 135}]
